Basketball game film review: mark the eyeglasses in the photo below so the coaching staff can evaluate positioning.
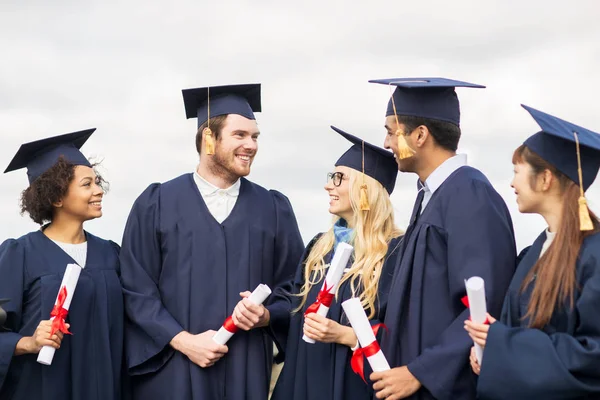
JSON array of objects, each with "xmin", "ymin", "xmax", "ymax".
[{"xmin": 326, "ymin": 172, "xmax": 345, "ymax": 187}]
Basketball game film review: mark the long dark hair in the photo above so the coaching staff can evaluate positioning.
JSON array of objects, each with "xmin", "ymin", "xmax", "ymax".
[{"xmin": 513, "ymin": 145, "xmax": 599, "ymax": 328}]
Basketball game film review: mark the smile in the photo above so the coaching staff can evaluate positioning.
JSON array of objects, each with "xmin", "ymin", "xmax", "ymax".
[{"xmin": 236, "ymin": 155, "xmax": 251, "ymax": 162}]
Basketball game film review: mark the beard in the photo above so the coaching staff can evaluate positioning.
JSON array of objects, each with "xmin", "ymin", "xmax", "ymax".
[{"xmin": 208, "ymin": 146, "xmax": 252, "ymax": 184}]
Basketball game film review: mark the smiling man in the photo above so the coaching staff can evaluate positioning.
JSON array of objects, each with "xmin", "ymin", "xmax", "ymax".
[{"xmin": 119, "ymin": 84, "xmax": 304, "ymax": 400}]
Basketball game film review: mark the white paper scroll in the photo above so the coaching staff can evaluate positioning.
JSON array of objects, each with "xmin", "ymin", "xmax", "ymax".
[
  {"xmin": 342, "ymin": 297, "xmax": 390, "ymax": 372},
  {"xmin": 37, "ymin": 263, "xmax": 82, "ymax": 365},
  {"xmin": 303, "ymin": 242, "xmax": 353, "ymax": 344},
  {"xmin": 465, "ymin": 276, "xmax": 487, "ymax": 364},
  {"xmin": 212, "ymin": 284, "xmax": 272, "ymax": 345}
]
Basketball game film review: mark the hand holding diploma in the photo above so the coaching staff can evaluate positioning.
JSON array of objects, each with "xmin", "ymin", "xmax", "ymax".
[
  {"xmin": 303, "ymin": 242, "xmax": 353, "ymax": 344},
  {"xmin": 462, "ymin": 276, "xmax": 496, "ymax": 365},
  {"xmin": 213, "ymin": 284, "xmax": 271, "ymax": 345},
  {"xmin": 37, "ymin": 263, "xmax": 82, "ymax": 365}
]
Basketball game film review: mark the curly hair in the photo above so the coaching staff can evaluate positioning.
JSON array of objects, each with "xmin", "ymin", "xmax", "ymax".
[{"xmin": 20, "ymin": 157, "xmax": 108, "ymax": 225}]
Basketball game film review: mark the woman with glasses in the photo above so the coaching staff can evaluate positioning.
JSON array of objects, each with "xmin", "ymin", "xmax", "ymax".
[
  {"xmin": 271, "ymin": 126, "xmax": 403, "ymax": 400},
  {"xmin": 465, "ymin": 106, "xmax": 600, "ymax": 399},
  {"xmin": 0, "ymin": 130, "xmax": 126, "ymax": 400}
]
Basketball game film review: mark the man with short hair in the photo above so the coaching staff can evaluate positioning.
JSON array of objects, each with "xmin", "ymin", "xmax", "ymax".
[
  {"xmin": 120, "ymin": 84, "xmax": 304, "ymax": 400},
  {"xmin": 368, "ymin": 78, "xmax": 517, "ymax": 400}
]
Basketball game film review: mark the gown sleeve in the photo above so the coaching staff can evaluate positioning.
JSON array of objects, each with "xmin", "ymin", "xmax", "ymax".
[
  {"xmin": 120, "ymin": 184, "xmax": 184, "ymax": 375},
  {"xmin": 264, "ymin": 190, "xmax": 306, "ymax": 358},
  {"xmin": 478, "ymin": 239, "xmax": 600, "ymax": 399},
  {"xmin": 0, "ymin": 239, "xmax": 26, "ymax": 389},
  {"xmin": 407, "ymin": 179, "xmax": 517, "ymax": 400}
]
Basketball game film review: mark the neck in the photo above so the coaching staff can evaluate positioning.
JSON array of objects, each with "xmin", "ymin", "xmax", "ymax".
[
  {"xmin": 416, "ymin": 150, "xmax": 456, "ymax": 183},
  {"xmin": 539, "ymin": 196, "xmax": 563, "ymax": 233},
  {"xmin": 197, "ymin": 160, "xmax": 238, "ymax": 189},
  {"xmin": 43, "ymin": 215, "xmax": 86, "ymax": 244}
]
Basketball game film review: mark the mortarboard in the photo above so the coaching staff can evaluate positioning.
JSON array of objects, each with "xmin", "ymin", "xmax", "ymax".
[
  {"xmin": 369, "ymin": 77, "xmax": 485, "ymax": 159},
  {"xmin": 4, "ymin": 129, "xmax": 95, "ymax": 184}
]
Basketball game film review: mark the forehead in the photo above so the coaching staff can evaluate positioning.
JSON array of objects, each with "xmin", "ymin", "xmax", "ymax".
[
  {"xmin": 334, "ymin": 165, "xmax": 353, "ymax": 174},
  {"xmin": 223, "ymin": 114, "xmax": 259, "ymax": 133},
  {"xmin": 73, "ymin": 165, "xmax": 96, "ymax": 179}
]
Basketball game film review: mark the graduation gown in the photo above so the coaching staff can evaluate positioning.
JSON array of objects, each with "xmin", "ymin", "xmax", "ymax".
[
  {"xmin": 120, "ymin": 174, "xmax": 304, "ymax": 400},
  {"xmin": 382, "ymin": 166, "xmax": 517, "ymax": 400},
  {"xmin": 272, "ymin": 234, "xmax": 402, "ymax": 400},
  {"xmin": 478, "ymin": 231, "xmax": 600, "ymax": 400},
  {"xmin": 0, "ymin": 230, "xmax": 125, "ymax": 400}
]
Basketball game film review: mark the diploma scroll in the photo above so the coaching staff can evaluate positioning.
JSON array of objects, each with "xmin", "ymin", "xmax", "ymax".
[
  {"xmin": 303, "ymin": 242, "xmax": 353, "ymax": 344},
  {"xmin": 37, "ymin": 263, "xmax": 82, "ymax": 365},
  {"xmin": 342, "ymin": 297, "xmax": 390, "ymax": 381},
  {"xmin": 465, "ymin": 276, "xmax": 487, "ymax": 364},
  {"xmin": 212, "ymin": 284, "xmax": 272, "ymax": 345}
]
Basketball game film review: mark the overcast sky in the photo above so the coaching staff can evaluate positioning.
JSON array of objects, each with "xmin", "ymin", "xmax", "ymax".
[{"xmin": 1, "ymin": 0, "xmax": 599, "ymax": 252}]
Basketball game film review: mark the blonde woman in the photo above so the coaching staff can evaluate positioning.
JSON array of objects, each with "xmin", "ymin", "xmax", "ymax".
[{"xmin": 271, "ymin": 126, "xmax": 402, "ymax": 400}]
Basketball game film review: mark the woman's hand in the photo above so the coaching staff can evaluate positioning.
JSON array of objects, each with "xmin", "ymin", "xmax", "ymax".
[
  {"xmin": 303, "ymin": 313, "xmax": 357, "ymax": 347},
  {"xmin": 464, "ymin": 313, "xmax": 496, "ymax": 348},
  {"xmin": 15, "ymin": 320, "xmax": 68, "ymax": 355}
]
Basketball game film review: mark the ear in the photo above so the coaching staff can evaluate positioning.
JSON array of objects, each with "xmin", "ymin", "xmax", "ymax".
[
  {"xmin": 52, "ymin": 200, "xmax": 63, "ymax": 208},
  {"xmin": 414, "ymin": 125, "xmax": 429, "ymax": 148},
  {"xmin": 540, "ymin": 169, "xmax": 554, "ymax": 191}
]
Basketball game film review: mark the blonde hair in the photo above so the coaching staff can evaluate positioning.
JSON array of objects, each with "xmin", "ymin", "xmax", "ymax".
[{"xmin": 295, "ymin": 169, "xmax": 402, "ymax": 318}]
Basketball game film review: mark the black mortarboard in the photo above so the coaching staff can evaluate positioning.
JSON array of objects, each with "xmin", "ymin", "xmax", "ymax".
[{"xmin": 4, "ymin": 129, "xmax": 95, "ymax": 184}]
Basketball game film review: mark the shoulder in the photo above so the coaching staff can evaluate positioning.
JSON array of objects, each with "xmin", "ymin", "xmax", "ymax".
[
  {"xmin": 445, "ymin": 166, "xmax": 506, "ymax": 206},
  {"xmin": 84, "ymin": 232, "xmax": 121, "ymax": 255},
  {"xmin": 580, "ymin": 231, "xmax": 600, "ymax": 265}
]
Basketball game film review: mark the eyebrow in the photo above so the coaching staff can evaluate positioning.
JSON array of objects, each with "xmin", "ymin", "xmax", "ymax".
[
  {"xmin": 79, "ymin": 176, "xmax": 95, "ymax": 183},
  {"xmin": 232, "ymin": 130, "xmax": 260, "ymax": 136},
  {"xmin": 384, "ymin": 124, "xmax": 392, "ymax": 131}
]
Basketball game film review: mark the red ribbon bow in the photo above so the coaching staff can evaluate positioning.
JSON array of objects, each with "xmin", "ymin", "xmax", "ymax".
[
  {"xmin": 350, "ymin": 323, "xmax": 387, "ymax": 383},
  {"xmin": 304, "ymin": 281, "xmax": 335, "ymax": 315},
  {"xmin": 222, "ymin": 316, "xmax": 239, "ymax": 334},
  {"xmin": 50, "ymin": 286, "xmax": 72, "ymax": 337},
  {"xmin": 461, "ymin": 295, "xmax": 489, "ymax": 324}
]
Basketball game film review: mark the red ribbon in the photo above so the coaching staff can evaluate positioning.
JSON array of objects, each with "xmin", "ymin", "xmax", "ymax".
[
  {"xmin": 350, "ymin": 323, "xmax": 387, "ymax": 383},
  {"xmin": 49, "ymin": 286, "xmax": 72, "ymax": 337},
  {"xmin": 304, "ymin": 281, "xmax": 335, "ymax": 315},
  {"xmin": 222, "ymin": 316, "xmax": 239, "ymax": 334},
  {"xmin": 461, "ymin": 295, "xmax": 489, "ymax": 324}
]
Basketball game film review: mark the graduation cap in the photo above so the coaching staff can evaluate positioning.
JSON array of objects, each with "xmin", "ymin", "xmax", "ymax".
[
  {"xmin": 369, "ymin": 77, "xmax": 485, "ymax": 160},
  {"xmin": 182, "ymin": 84, "xmax": 261, "ymax": 155},
  {"xmin": 4, "ymin": 129, "xmax": 95, "ymax": 184},
  {"xmin": 522, "ymin": 104, "xmax": 600, "ymax": 231},
  {"xmin": 332, "ymin": 126, "xmax": 399, "ymax": 210}
]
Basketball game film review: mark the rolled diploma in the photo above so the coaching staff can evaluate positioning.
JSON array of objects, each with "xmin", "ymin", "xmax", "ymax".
[
  {"xmin": 342, "ymin": 297, "xmax": 390, "ymax": 371},
  {"xmin": 303, "ymin": 242, "xmax": 353, "ymax": 343},
  {"xmin": 212, "ymin": 284, "xmax": 272, "ymax": 345},
  {"xmin": 37, "ymin": 263, "xmax": 82, "ymax": 365},
  {"xmin": 465, "ymin": 276, "xmax": 487, "ymax": 364}
]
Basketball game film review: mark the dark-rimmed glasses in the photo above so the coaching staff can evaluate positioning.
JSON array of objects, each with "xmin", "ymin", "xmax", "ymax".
[{"xmin": 327, "ymin": 172, "xmax": 345, "ymax": 187}]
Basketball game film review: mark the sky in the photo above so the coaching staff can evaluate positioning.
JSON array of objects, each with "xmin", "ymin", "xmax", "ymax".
[{"xmin": 1, "ymin": 0, "xmax": 599, "ymax": 252}]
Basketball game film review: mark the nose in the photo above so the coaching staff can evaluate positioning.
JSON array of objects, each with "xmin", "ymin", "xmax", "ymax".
[
  {"xmin": 324, "ymin": 179, "xmax": 334, "ymax": 191},
  {"xmin": 383, "ymin": 135, "xmax": 391, "ymax": 150},
  {"xmin": 243, "ymin": 137, "xmax": 258, "ymax": 152}
]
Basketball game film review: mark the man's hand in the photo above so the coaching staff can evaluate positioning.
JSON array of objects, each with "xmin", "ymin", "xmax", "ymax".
[
  {"xmin": 371, "ymin": 366, "xmax": 422, "ymax": 400},
  {"xmin": 232, "ymin": 291, "xmax": 270, "ymax": 330},
  {"xmin": 170, "ymin": 330, "xmax": 228, "ymax": 368}
]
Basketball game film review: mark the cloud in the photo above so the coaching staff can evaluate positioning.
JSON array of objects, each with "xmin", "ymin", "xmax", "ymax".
[{"xmin": 0, "ymin": 0, "xmax": 599, "ymax": 254}]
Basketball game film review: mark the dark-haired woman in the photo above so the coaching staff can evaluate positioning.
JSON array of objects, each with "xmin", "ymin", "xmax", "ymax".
[
  {"xmin": 0, "ymin": 130, "xmax": 126, "ymax": 400},
  {"xmin": 464, "ymin": 105, "xmax": 600, "ymax": 399}
]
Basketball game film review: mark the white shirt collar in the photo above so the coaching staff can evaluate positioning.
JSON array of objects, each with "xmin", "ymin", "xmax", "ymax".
[
  {"xmin": 193, "ymin": 170, "xmax": 241, "ymax": 198},
  {"xmin": 423, "ymin": 154, "xmax": 467, "ymax": 195}
]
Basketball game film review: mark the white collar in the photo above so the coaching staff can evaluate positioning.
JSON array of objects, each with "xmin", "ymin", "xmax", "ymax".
[
  {"xmin": 193, "ymin": 170, "xmax": 241, "ymax": 197},
  {"xmin": 422, "ymin": 154, "xmax": 467, "ymax": 194}
]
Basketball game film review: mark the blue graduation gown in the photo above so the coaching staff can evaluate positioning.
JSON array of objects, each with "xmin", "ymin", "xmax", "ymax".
[
  {"xmin": 272, "ymin": 235, "xmax": 402, "ymax": 400},
  {"xmin": 478, "ymin": 231, "xmax": 600, "ymax": 400},
  {"xmin": 0, "ymin": 230, "xmax": 125, "ymax": 400},
  {"xmin": 382, "ymin": 166, "xmax": 517, "ymax": 400},
  {"xmin": 120, "ymin": 174, "xmax": 304, "ymax": 400}
]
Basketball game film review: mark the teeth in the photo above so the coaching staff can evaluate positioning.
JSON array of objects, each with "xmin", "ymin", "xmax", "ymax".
[
  {"xmin": 237, "ymin": 155, "xmax": 250, "ymax": 161},
  {"xmin": 90, "ymin": 202, "xmax": 101, "ymax": 206},
  {"xmin": 330, "ymin": 195, "xmax": 339, "ymax": 200}
]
